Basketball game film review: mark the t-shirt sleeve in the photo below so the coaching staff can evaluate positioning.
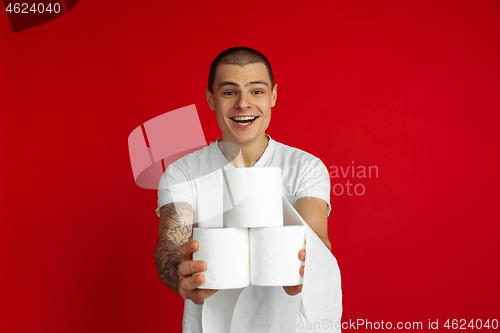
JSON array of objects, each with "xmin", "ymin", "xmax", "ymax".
[
  {"xmin": 294, "ymin": 157, "xmax": 332, "ymax": 216},
  {"xmin": 156, "ymin": 164, "xmax": 195, "ymax": 217}
]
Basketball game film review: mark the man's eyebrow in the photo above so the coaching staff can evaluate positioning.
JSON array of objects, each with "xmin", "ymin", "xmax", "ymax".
[
  {"xmin": 218, "ymin": 80, "xmax": 269, "ymax": 89},
  {"xmin": 218, "ymin": 81, "xmax": 238, "ymax": 89},
  {"xmin": 247, "ymin": 80, "xmax": 269, "ymax": 87}
]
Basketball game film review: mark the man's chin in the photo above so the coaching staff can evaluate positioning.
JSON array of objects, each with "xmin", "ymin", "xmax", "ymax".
[
  {"xmin": 222, "ymin": 129, "xmax": 267, "ymax": 146},
  {"xmin": 223, "ymin": 135, "xmax": 256, "ymax": 145}
]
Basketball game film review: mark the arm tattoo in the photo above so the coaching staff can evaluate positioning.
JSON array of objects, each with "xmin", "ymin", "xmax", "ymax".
[{"xmin": 154, "ymin": 202, "xmax": 193, "ymax": 293}]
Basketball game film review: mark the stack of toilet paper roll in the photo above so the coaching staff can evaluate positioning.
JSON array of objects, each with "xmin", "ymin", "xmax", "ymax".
[{"xmin": 193, "ymin": 167, "xmax": 305, "ymax": 289}]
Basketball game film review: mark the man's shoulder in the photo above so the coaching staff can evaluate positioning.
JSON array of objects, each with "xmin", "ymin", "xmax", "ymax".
[{"xmin": 270, "ymin": 139, "xmax": 324, "ymax": 166}]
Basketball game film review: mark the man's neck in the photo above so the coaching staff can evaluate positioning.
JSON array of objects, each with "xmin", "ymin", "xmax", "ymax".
[{"xmin": 218, "ymin": 135, "xmax": 269, "ymax": 168}]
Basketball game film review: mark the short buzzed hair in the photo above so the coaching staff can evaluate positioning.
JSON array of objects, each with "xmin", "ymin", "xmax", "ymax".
[{"xmin": 208, "ymin": 46, "xmax": 275, "ymax": 94}]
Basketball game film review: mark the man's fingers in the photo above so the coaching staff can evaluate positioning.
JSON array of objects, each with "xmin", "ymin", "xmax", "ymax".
[
  {"xmin": 180, "ymin": 273, "xmax": 205, "ymax": 292},
  {"xmin": 298, "ymin": 249, "xmax": 306, "ymax": 261},
  {"xmin": 196, "ymin": 289, "xmax": 218, "ymax": 301},
  {"xmin": 180, "ymin": 276, "xmax": 218, "ymax": 305},
  {"xmin": 179, "ymin": 260, "xmax": 206, "ymax": 277},
  {"xmin": 283, "ymin": 285, "xmax": 302, "ymax": 296},
  {"xmin": 300, "ymin": 265, "xmax": 305, "ymax": 277},
  {"xmin": 187, "ymin": 289, "xmax": 205, "ymax": 305},
  {"xmin": 186, "ymin": 288, "xmax": 218, "ymax": 305},
  {"xmin": 180, "ymin": 239, "xmax": 199, "ymax": 256}
]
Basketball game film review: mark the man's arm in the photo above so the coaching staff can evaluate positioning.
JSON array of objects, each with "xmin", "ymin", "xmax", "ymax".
[
  {"xmin": 154, "ymin": 202, "xmax": 193, "ymax": 292},
  {"xmin": 154, "ymin": 202, "xmax": 218, "ymax": 303},
  {"xmin": 295, "ymin": 196, "xmax": 331, "ymax": 251}
]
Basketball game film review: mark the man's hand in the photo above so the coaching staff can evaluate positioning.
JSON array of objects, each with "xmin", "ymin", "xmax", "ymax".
[
  {"xmin": 178, "ymin": 236, "xmax": 218, "ymax": 304},
  {"xmin": 283, "ymin": 247, "xmax": 306, "ymax": 296}
]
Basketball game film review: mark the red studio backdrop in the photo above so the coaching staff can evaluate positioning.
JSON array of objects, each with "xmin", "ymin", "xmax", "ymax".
[{"xmin": 1, "ymin": 0, "xmax": 499, "ymax": 332}]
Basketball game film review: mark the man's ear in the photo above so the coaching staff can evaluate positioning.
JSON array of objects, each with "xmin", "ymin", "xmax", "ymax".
[
  {"xmin": 271, "ymin": 83, "xmax": 278, "ymax": 107},
  {"xmin": 205, "ymin": 87, "xmax": 215, "ymax": 110}
]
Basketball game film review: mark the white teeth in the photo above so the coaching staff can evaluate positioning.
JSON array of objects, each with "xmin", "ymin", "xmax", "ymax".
[
  {"xmin": 232, "ymin": 116, "xmax": 257, "ymax": 121},
  {"xmin": 239, "ymin": 122, "xmax": 251, "ymax": 126}
]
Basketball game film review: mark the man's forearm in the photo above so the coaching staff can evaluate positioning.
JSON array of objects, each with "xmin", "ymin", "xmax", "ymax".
[
  {"xmin": 154, "ymin": 203, "xmax": 193, "ymax": 294},
  {"xmin": 154, "ymin": 237, "xmax": 183, "ymax": 293}
]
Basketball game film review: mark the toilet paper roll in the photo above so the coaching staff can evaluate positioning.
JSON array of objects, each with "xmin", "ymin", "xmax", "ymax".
[
  {"xmin": 193, "ymin": 228, "xmax": 250, "ymax": 289},
  {"xmin": 223, "ymin": 168, "xmax": 283, "ymax": 228},
  {"xmin": 249, "ymin": 226, "xmax": 305, "ymax": 286}
]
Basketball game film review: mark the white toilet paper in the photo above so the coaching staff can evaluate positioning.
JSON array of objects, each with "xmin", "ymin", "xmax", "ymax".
[
  {"xmin": 250, "ymin": 226, "xmax": 305, "ymax": 286},
  {"xmin": 192, "ymin": 228, "xmax": 250, "ymax": 289},
  {"xmin": 193, "ymin": 225, "xmax": 305, "ymax": 289},
  {"xmin": 223, "ymin": 168, "xmax": 283, "ymax": 228}
]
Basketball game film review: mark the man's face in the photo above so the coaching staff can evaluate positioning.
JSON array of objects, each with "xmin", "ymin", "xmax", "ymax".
[{"xmin": 205, "ymin": 63, "xmax": 277, "ymax": 146}]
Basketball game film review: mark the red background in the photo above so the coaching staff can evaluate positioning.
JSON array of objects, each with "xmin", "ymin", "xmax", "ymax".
[{"xmin": 1, "ymin": 0, "xmax": 499, "ymax": 331}]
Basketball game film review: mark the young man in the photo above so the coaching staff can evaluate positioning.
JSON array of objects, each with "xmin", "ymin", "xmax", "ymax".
[{"xmin": 154, "ymin": 46, "xmax": 332, "ymax": 331}]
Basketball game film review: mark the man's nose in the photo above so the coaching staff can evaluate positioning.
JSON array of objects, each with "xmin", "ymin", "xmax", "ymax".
[{"xmin": 235, "ymin": 92, "xmax": 252, "ymax": 110}]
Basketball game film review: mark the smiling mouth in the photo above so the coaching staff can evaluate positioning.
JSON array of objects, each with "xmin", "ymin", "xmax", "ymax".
[{"xmin": 230, "ymin": 116, "xmax": 258, "ymax": 126}]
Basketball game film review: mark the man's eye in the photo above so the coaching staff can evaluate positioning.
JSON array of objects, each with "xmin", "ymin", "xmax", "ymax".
[
  {"xmin": 224, "ymin": 91, "xmax": 234, "ymax": 96},
  {"xmin": 253, "ymin": 91, "xmax": 263, "ymax": 94}
]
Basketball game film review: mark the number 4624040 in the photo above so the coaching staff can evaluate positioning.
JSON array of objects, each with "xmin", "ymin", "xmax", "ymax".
[
  {"xmin": 444, "ymin": 319, "xmax": 498, "ymax": 330},
  {"xmin": 5, "ymin": 3, "xmax": 61, "ymax": 14}
]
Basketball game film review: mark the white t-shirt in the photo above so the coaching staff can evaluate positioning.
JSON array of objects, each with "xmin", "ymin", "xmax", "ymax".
[{"xmin": 156, "ymin": 135, "xmax": 331, "ymax": 332}]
